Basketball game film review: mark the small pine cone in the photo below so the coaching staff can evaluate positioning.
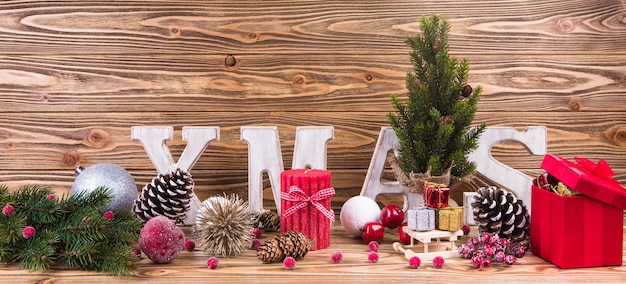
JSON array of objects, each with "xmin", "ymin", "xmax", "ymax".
[
  {"xmin": 251, "ymin": 210, "xmax": 280, "ymax": 231},
  {"xmin": 257, "ymin": 231, "xmax": 311, "ymax": 264},
  {"xmin": 461, "ymin": 85, "xmax": 473, "ymax": 97},
  {"xmin": 472, "ymin": 186, "xmax": 530, "ymax": 249},
  {"xmin": 133, "ymin": 168, "xmax": 194, "ymax": 224}
]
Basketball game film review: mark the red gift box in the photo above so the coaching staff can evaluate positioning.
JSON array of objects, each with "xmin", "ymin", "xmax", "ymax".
[
  {"xmin": 280, "ymin": 169, "xmax": 335, "ymax": 251},
  {"xmin": 531, "ymin": 154, "xmax": 626, "ymax": 268},
  {"xmin": 423, "ymin": 182, "xmax": 450, "ymax": 208}
]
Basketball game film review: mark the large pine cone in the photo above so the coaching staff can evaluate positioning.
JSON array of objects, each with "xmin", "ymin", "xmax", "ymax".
[
  {"xmin": 257, "ymin": 231, "xmax": 311, "ymax": 263},
  {"xmin": 472, "ymin": 186, "xmax": 530, "ymax": 249},
  {"xmin": 133, "ymin": 168, "xmax": 194, "ymax": 224},
  {"xmin": 251, "ymin": 210, "xmax": 280, "ymax": 232}
]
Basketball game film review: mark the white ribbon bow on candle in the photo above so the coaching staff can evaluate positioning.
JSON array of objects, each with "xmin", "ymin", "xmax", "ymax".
[{"xmin": 280, "ymin": 185, "xmax": 336, "ymax": 222}]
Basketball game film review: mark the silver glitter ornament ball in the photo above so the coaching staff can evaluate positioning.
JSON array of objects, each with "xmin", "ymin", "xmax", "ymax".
[{"xmin": 70, "ymin": 163, "xmax": 138, "ymax": 212}]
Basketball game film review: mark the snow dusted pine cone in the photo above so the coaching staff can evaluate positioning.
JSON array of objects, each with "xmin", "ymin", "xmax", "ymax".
[
  {"xmin": 133, "ymin": 168, "xmax": 194, "ymax": 224},
  {"xmin": 471, "ymin": 186, "xmax": 530, "ymax": 250}
]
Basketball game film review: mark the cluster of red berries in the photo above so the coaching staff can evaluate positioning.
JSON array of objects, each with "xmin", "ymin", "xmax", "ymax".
[{"xmin": 458, "ymin": 232, "xmax": 525, "ymax": 269}]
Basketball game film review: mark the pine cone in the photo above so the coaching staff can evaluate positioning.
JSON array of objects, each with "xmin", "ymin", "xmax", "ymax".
[
  {"xmin": 257, "ymin": 231, "xmax": 311, "ymax": 264},
  {"xmin": 472, "ymin": 186, "xmax": 530, "ymax": 249},
  {"xmin": 251, "ymin": 210, "xmax": 280, "ymax": 231},
  {"xmin": 133, "ymin": 168, "xmax": 194, "ymax": 224}
]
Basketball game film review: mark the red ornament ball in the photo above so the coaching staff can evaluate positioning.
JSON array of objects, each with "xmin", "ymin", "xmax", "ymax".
[
  {"xmin": 252, "ymin": 228, "xmax": 262, "ymax": 239},
  {"xmin": 367, "ymin": 251, "xmax": 379, "ymax": 263},
  {"xmin": 2, "ymin": 204, "xmax": 15, "ymax": 216},
  {"xmin": 22, "ymin": 226, "xmax": 36, "ymax": 239},
  {"xmin": 331, "ymin": 251, "xmax": 343, "ymax": 263},
  {"xmin": 397, "ymin": 222, "xmax": 412, "ymax": 245},
  {"xmin": 138, "ymin": 216, "xmax": 185, "ymax": 264},
  {"xmin": 103, "ymin": 211, "xmax": 115, "ymax": 221},
  {"xmin": 462, "ymin": 224, "xmax": 471, "ymax": 235},
  {"xmin": 206, "ymin": 256, "xmax": 219, "ymax": 269},
  {"xmin": 184, "ymin": 240, "xmax": 196, "ymax": 252},
  {"xmin": 408, "ymin": 256, "xmax": 421, "ymax": 269},
  {"xmin": 368, "ymin": 240, "xmax": 379, "ymax": 252},
  {"xmin": 432, "ymin": 256, "xmax": 445, "ymax": 268},
  {"xmin": 283, "ymin": 257, "xmax": 296, "ymax": 270}
]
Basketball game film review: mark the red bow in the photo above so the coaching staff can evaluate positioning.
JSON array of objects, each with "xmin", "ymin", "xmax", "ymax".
[
  {"xmin": 574, "ymin": 157, "xmax": 623, "ymax": 187},
  {"xmin": 281, "ymin": 186, "xmax": 336, "ymax": 222}
]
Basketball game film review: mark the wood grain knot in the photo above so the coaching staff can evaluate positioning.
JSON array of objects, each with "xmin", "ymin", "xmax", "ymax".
[
  {"xmin": 169, "ymin": 26, "xmax": 181, "ymax": 38},
  {"xmin": 40, "ymin": 93, "xmax": 51, "ymax": 102},
  {"xmin": 248, "ymin": 33, "xmax": 258, "ymax": 40},
  {"xmin": 224, "ymin": 55, "xmax": 237, "ymax": 67},
  {"xmin": 293, "ymin": 75, "xmax": 305, "ymax": 85},
  {"xmin": 568, "ymin": 97, "xmax": 582, "ymax": 111},
  {"xmin": 85, "ymin": 129, "xmax": 109, "ymax": 147},
  {"xmin": 365, "ymin": 74, "xmax": 373, "ymax": 81},
  {"xmin": 62, "ymin": 150, "xmax": 81, "ymax": 167},
  {"xmin": 557, "ymin": 19, "xmax": 574, "ymax": 32},
  {"xmin": 604, "ymin": 125, "xmax": 626, "ymax": 146}
]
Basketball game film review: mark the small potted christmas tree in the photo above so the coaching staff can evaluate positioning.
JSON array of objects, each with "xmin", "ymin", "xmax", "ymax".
[{"xmin": 388, "ymin": 14, "xmax": 486, "ymax": 202}]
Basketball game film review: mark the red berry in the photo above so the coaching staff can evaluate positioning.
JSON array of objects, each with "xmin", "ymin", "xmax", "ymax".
[
  {"xmin": 22, "ymin": 226, "xmax": 36, "ymax": 239},
  {"xmin": 2, "ymin": 204, "xmax": 15, "ymax": 216},
  {"xmin": 206, "ymin": 257, "xmax": 219, "ymax": 269},
  {"xmin": 367, "ymin": 251, "xmax": 379, "ymax": 263},
  {"xmin": 478, "ymin": 232, "xmax": 491, "ymax": 243},
  {"xmin": 184, "ymin": 240, "xmax": 195, "ymax": 251},
  {"xmin": 480, "ymin": 258, "xmax": 491, "ymax": 269},
  {"xmin": 46, "ymin": 194, "xmax": 56, "ymax": 201},
  {"xmin": 368, "ymin": 240, "xmax": 379, "ymax": 252},
  {"xmin": 397, "ymin": 222, "xmax": 411, "ymax": 245},
  {"xmin": 103, "ymin": 211, "xmax": 114, "ymax": 221},
  {"xmin": 380, "ymin": 204, "xmax": 405, "ymax": 229},
  {"xmin": 483, "ymin": 245, "xmax": 495, "ymax": 257},
  {"xmin": 252, "ymin": 228, "xmax": 262, "ymax": 239},
  {"xmin": 494, "ymin": 251, "xmax": 506, "ymax": 262},
  {"xmin": 132, "ymin": 247, "xmax": 142, "ymax": 257},
  {"xmin": 471, "ymin": 256, "xmax": 482, "ymax": 268},
  {"xmin": 432, "ymin": 256, "xmax": 445, "ymax": 268},
  {"xmin": 331, "ymin": 251, "xmax": 343, "ymax": 263},
  {"xmin": 462, "ymin": 224, "xmax": 470, "ymax": 235},
  {"xmin": 251, "ymin": 239, "xmax": 262, "ymax": 250},
  {"xmin": 504, "ymin": 255, "xmax": 516, "ymax": 265},
  {"xmin": 283, "ymin": 257, "xmax": 296, "ymax": 270},
  {"xmin": 514, "ymin": 247, "xmax": 526, "ymax": 258},
  {"xmin": 408, "ymin": 256, "xmax": 421, "ymax": 268}
]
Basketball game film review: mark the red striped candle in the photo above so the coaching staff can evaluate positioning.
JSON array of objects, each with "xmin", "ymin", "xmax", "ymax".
[{"xmin": 280, "ymin": 169, "xmax": 335, "ymax": 250}]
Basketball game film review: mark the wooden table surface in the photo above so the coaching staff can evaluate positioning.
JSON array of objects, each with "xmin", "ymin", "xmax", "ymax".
[{"xmin": 2, "ymin": 219, "xmax": 626, "ymax": 284}]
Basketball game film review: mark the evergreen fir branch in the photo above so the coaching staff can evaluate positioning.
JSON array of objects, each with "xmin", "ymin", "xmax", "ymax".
[
  {"xmin": 388, "ymin": 14, "xmax": 486, "ymax": 181},
  {"xmin": 0, "ymin": 185, "xmax": 142, "ymax": 276}
]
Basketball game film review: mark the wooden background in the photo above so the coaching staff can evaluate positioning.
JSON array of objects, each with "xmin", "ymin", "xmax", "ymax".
[{"xmin": 0, "ymin": 0, "xmax": 625, "ymax": 209}]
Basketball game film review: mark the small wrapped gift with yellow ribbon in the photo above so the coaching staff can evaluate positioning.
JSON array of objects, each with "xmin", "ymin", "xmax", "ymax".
[{"xmin": 436, "ymin": 207, "xmax": 463, "ymax": 232}]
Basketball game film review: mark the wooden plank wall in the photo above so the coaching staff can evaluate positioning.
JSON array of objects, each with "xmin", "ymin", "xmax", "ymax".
[{"xmin": 0, "ymin": 0, "xmax": 625, "ymax": 209}]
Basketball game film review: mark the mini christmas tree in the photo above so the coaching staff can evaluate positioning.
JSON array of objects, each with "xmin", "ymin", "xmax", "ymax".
[
  {"xmin": 388, "ymin": 14, "xmax": 486, "ymax": 189},
  {"xmin": 0, "ymin": 185, "xmax": 142, "ymax": 276}
]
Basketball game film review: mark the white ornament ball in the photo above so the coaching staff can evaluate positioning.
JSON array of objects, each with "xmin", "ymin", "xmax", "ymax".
[
  {"xmin": 70, "ymin": 163, "xmax": 138, "ymax": 212},
  {"xmin": 340, "ymin": 196, "xmax": 381, "ymax": 237}
]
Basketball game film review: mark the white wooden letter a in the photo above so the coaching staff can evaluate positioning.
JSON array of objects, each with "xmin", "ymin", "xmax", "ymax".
[
  {"xmin": 131, "ymin": 126, "xmax": 220, "ymax": 225},
  {"xmin": 360, "ymin": 127, "xmax": 422, "ymax": 210}
]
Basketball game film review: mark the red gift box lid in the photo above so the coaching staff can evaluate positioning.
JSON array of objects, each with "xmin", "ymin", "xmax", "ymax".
[{"xmin": 541, "ymin": 154, "xmax": 626, "ymax": 210}]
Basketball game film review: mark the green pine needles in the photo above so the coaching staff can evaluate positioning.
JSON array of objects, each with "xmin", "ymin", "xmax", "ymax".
[
  {"xmin": 388, "ymin": 14, "xmax": 486, "ymax": 180},
  {"xmin": 0, "ymin": 185, "xmax": 142, "ymax": 276}
]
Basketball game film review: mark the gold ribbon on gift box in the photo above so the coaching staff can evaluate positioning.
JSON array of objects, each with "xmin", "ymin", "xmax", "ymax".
[{"xmin": 437, "ymin": 207, "xmax": 463, "ymax": 232}]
